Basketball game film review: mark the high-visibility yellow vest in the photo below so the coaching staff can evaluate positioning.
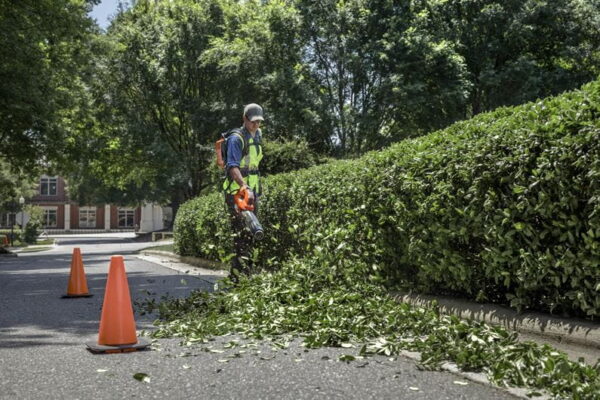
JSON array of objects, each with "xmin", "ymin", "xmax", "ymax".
[{"xmin": 223, "ymin": 130, "xmax": 263, "ymax": 195}]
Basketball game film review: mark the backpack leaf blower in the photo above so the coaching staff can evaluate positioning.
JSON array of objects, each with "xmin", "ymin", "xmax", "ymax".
[{"xmin": 234, "ymin": 187, "xmax": 264, "ymax": 241}]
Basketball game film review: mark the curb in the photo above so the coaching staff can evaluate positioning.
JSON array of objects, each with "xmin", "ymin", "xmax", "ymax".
[
  {"xmin": 391, "ymin": 291, "xmax": 600, "ymax": 350},
  {"xmin": 138, "ymin": 251, "xmax": 600, "ymax": 351},
  {"xmin": 139, "ymin": 250, "xmax": 227, "ymax": 271},
  {"xmin": 0, "ymin": 248, "xmax": 18, "ymax": 257},
  {"xmin": 397, "ymin": 350, "xmax": 543, "ymax": 400},
  {"xmin": 137, "ymin": 251, "xmax": 228, "ymax": 287}
]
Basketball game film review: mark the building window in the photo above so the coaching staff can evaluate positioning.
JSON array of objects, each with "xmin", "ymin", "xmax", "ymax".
[
  {"xmin": 0, "ymin": 213, "xmax": 15, "ymax": 228},
  {"xmin": 42, "ymin": 208, "xmax": 57, "ymax": 228},
  {"xmin": 79, "ymin": 207, "xmax": 96, "ymax": 228},
  {"xmin": 40, "ymin": 177, "xmax": 58, "ymax": 196},
  {"xmin": 118, "ymin": 208, "xmax": 135, "ymax": 228}
]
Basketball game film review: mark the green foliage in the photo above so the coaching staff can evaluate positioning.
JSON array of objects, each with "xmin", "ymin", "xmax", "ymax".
[
  {"xmin": 73, "ymin": 0, "xmax": 600, "ymax": 206},
  {"xmin": 203, "ymin": 0, "xmax": 314, "ymax": 144},
  {"xmin": 150, "ymin": 253, "xmax": 600, "ymax": 399},
  {"xmin": 86, "ymin": 0, "xmax": 226, "ymax": 201},
  {"xmin": 260, "ymin": 139, "xmax": 327, "ymax": 177},
  {"xmin": 308, "ymin": 0, "xmax": 473, "ymax": 151},
  {"xmin": 164, "ymin": 79, "xmax": 600, "ymax": 398},
  {"xmin": 202, "ymin": 137, "xmax": 326, "ymax": 195},
  {"xmin": 176, "ymin": 79, "xmax": 600, "ymax": 318},
  {"xmin": 0, "ymin": 0, "xmax": 98, "ymax": 172},
  {"xmin": 414, "ymin": 0, "xmax": 600, "ymax": 115},
  {"xmin": 0, "ymin": 160, "xmax": 37, "ymax": 213},
  {"xmin": 23, "ymin": 206, "xmax": 43, "ymax": 244}
]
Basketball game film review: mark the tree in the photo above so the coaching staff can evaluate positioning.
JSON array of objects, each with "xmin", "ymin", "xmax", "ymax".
[
  {"xmin": 0, "ymin": 160, "xmax": 37, "ymax": 213},
  {"xmin": 0, "ymin": 0, "xmax": 99, "ymax": 171},
  {"xmin": 294, "ymin": 0, "xmax": 378, "ymax": 156},
  {"xmin": 414, "ymin": 0, "xmax": 600, "ymax": 115},
  {"xmin": 88, "ymin": 0, "xmax": 231, "ymax": 204},
  {"xmin": 200, "ymin": 0, "xmax": 327, "ymax": 150},
  {"xmin": 65, "ymin": 30, "xmax": 188, "ymax": 207},
  {"xmin": 86, "ymin": 0, "xmax": 321, "ymax": 206},
  {"xmin": 361, "ymin": 0, "xmax": 472, "ymax": 146},
  {"xmin": 292, "ymin": 0, "xmax": 472, "ymax": 155},
  {"xmin": 70, "ymin": 0, "xmax": 600, "ymax": 209}
]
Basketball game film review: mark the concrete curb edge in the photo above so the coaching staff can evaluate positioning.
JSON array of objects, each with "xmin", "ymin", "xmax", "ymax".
[
  {"xmin": 140, "ymin": 250, "xmax": 227, "ymax": 271},
  {"xmin": 391, "ymin": 291, "xmax": 600, "ymax": 350}
]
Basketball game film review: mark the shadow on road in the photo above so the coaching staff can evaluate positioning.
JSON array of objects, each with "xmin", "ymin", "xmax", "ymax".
[
  {"xmin": 0, "ymin": 260, "xmax": 216, "ymax": 349},
  {"xmin": 0, "ymin": 251, "xmax": 163, "ymax": 271}
]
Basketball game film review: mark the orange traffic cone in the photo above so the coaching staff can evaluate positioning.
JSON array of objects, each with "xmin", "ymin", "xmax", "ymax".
[
  {"xmin": 86, "ymin": 255, "xmax": 150, "ymax": 354},
  {"xmin": 62, "ymin": 247, "xmax": 93, "ymax": 298}
]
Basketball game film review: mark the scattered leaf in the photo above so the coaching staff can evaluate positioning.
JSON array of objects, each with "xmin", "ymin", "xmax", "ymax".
[{"xmin": 133, "ymin": 373, "xmax": 150, "ymax": 383}]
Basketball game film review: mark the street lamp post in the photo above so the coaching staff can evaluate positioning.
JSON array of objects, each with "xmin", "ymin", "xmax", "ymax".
[
  {"xmin": 19, "ymin": 196, "xmax": 25, "ymax": 228},
  {"xmin": 19, "ymin": 196, "xmax": 25, "ymax": 243},
  {"xmin": 9, "ymin": 210, "xmax": 14, "ymax": 247}
]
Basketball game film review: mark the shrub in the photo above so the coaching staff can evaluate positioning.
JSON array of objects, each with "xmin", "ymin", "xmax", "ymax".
[
  {"xmin": 175, "ymin": 79, "xmax": 600, "ymax": 318},
  {"xmin": 260, "ymin": 138, "xmax": 327, "ymax": 176},
  {"xmin": 202, "ymin": 138, "xmax": 326, "ymax": 195},
  {"xmin": 23, "ymin": 205, "xmax": 43, "ymax": 244}
]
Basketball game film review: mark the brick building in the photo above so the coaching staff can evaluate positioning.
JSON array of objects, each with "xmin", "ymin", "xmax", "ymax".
[{"xmin": 1, "ymin": 175, "xmax": 167, "ymax": 233}]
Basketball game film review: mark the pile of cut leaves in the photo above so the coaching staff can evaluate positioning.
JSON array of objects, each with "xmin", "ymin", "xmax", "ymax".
[{"xmin": 149, "ymin": 254, "xmax": 600, "ymax": 399}]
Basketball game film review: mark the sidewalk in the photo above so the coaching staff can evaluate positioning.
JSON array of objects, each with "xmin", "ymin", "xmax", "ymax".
[{"xmin": 45, "ymin": 232, "xmax": 138, "ymax": 239}]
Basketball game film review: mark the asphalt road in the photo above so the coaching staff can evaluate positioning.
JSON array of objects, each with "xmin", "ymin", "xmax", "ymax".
[{"xmin": 0, "ymin": 235, "xmax": 520, "ymax": 399}]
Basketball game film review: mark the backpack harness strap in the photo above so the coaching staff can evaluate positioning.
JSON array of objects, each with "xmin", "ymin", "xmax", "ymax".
[{"xmin": 223, "ymin": 128, "xmax": 255, "ymax": 193}]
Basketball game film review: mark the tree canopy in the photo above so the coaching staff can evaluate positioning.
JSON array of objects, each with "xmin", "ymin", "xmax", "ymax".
[
  {"xmin": 0, "ymin": 0, "xmax": 99, "ymax": 205},
  {"xmin": 1, "ymin": 0, "xmax": 598, "ymax": 205}
]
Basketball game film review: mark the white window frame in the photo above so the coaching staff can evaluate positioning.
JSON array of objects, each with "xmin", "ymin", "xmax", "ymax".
[
  {"xmin": 118, "ymin": 208, "xmax": 135, "ymax": 228},
  {"xmin": 40, "ymin": 176, "xmax": 58, "ymax": 196},
  {"xmin": 41, "ymin": 207, "xmax": 58, "ymax": 228},
  {"xmin": 1, "ymin": 213, "xmax": 15, "ymax": 227},
  {"xmin": 79, "ymin": 207, "xmax": 96, "ymax": 228}
]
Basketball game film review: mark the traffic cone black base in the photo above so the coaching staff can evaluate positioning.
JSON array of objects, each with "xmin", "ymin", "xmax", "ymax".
[
  {"xmin": 86, "ymin": 337, "xmax": 151, "ymax": 354},
  {"xmin": 86, "ymin": 255, "xmax": 149, "ymax": 354},
  {"xmin": 61, "ymin": 293, "xmax": 93, "ymax": 298}
]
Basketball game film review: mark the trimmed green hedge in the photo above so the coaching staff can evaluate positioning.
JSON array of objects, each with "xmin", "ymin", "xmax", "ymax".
[
  {"xmin": 175, "ymin": 79, "xmax": 600, "ymax": 318},
  {"xmin": 203, "ymin": 138, "xmax": 326, "ymax": 194}
]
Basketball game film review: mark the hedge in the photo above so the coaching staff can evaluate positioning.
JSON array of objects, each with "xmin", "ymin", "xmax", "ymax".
[
  {"xmin": 203, "ymin": 138, "xmax": 326, "ymax": 194},
  {"xmin": 175, "ymin": 79, "xmax": 600, "ymax": 319}
]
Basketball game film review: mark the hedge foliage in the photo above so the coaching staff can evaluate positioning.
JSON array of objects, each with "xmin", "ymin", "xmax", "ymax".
[
  {"xmin": 203, "ymin": 138, "xmax": 326, "ymax": 194},
  {"xmin": 175, "ymin": 79, "xmax": 600, "ymax": 318},
  {"xmin": 260, "ymin": 138, "xmax": 329, "ymax": 177}
]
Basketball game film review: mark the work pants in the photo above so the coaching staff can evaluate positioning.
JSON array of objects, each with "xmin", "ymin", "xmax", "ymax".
[{"xmin": 225, "ymin": 194, "xmax": 259, "ymax": 281}]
